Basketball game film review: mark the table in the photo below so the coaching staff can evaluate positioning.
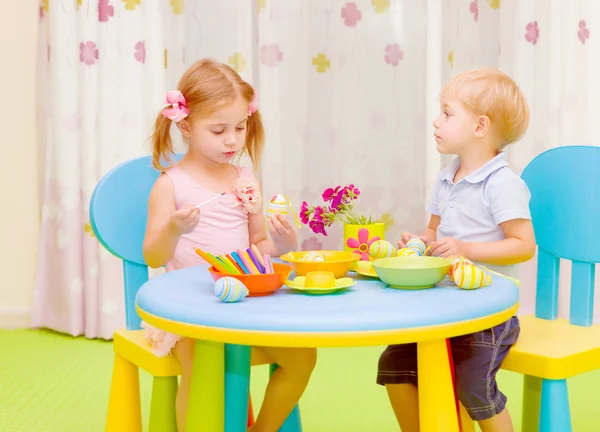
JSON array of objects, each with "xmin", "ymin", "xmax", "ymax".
[{"xmin": 136, "ymin": 265, "xmax": 519, "ymax": 432}]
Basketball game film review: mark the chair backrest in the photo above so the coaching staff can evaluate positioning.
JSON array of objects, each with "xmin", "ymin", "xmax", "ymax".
[
  {"xmin": 89, "ymin": 154, "xmax": 182, "ymax": 330},
  {"xmin": 521, "ymin": 146, "xmax": 600, "ymax": 326}
]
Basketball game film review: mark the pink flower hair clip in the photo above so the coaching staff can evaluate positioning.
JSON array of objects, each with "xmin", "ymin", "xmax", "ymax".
[
  {"xmin": 162, "ymin": 90, "xmax": 189, "ymax": 123},
  {"xmin": 248, "ymin": 90, "xmax": 259, "ymax": 117},
  {"xmin": 232, "ymin": 176, "xmax": 261, "ymax": 214}
]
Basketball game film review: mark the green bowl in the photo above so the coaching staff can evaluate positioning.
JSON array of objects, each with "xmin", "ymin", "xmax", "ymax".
[{"xmin": 372, "ymin": 256, "xmax": 451, "ymax": 289}]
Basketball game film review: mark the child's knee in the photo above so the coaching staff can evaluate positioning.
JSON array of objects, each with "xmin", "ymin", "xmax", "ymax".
[
  {"xmin": 455, "ymin": 366, "xmax": 506, "ymax": 421},
  {"xmin": 277, "ymin": 347, "xmax": 317, "ymax": 376},
  {"xmin": 292, "ymin": 348, "xmax": 317, "ymax": 376}
]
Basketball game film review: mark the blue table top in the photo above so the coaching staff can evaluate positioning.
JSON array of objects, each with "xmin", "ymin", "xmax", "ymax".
[{"xmin": 136, "ymin": 265, "xmax": 520, "ymax": 334}]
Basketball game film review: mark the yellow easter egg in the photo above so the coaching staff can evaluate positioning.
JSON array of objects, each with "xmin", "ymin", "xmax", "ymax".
[
  {"xmin": 397, "ymin": 248, "xmax": 418, "ymax": 257},
  {"xmin": 452, "ymin": 264, "xmax": 491, "ymax": 290},
  {"xmin": 266, "ymin": 193, "xmax": 288, "ymax": 216},
  {"xmin": 369, "ymin": 240, "xmax": 397, "ymax": 260}
]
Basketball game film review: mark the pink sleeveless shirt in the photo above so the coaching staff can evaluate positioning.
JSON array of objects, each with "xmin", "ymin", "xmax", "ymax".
[{"xmin": 164, "ymin": 165, "xmax": 254, "ymax": 271}]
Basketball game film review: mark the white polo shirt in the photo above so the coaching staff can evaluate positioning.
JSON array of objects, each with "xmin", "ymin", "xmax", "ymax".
[{"xmin": 427, "ymin": 152, "xmax": 532, "ymax": 278}]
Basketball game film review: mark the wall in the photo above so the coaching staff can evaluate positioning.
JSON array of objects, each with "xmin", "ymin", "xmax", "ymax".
[{"xmin": 0, "ymin": 1, "xmax": 39, "ymax": 328}]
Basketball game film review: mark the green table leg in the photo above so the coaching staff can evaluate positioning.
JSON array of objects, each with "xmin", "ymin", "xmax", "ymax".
[{"xmin": 186, "ymin": 339, "xmax": 225, "ymax": 431}]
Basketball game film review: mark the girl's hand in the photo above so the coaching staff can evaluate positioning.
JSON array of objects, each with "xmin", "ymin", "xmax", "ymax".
[
  {"xmin": 429, "ymin": 237, "xmax": 465, "ymax": 258},
  {"xmin": 170, "ymin": 205, "xmax": 200, "ymax": 235},
  {"xmin": 268, "ymin": 213, "xmax": 298, "ymax": 254},
  {"xmin": 397, "ymin": 231, "xmax": 428, "ymax": 249}
]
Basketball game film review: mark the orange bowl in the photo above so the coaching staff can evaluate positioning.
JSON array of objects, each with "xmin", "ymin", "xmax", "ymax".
[{"xmin": 207, "ymin": 263, "xmax": 292, "ymax": 297}]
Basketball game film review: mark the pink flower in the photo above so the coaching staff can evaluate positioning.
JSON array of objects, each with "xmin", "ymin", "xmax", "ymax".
[
  {"xmin": 578, "ymin": 20, "xmax": 590, "ymax": 44},
  {"xmin": 232, "ymin": 177, "xmax": 261, "ymax": 215},
  {"xmin": 309, "ymin": 219, "xmax": 327, "ymax": 236},
  {"xmin": 384, "ymin": 44, "xmax": 404, "ymax": 66},
  {"xmin": 341, "ymin": 2, "xmax": 362, "ymax": 27},
  {"xmin": 302, "ymin": 237, "xmax": 323, "ymax": 251},
  {"xmin": 98, "ymin": 0, "xmax": 115, "ymax": 22},
  {"xmin": 346, "ymin": 228, "xmax": 380, "ymax": 261},
  {"xmin": 322, "ymin": 187, "xmax": 340, "ymax": 202},
  {"xmin": 300, "ymin": 202, "xmax": 310, "ymax": 224},
  {"xmin": 260, "ymin": 44, "xmax": 283, "ymax": 67},
  {"xmin": 80, "ymin": 41, "xmax": 98, "ymax": 65},
  {"xmin": 469, "ymin": 0, "xmax": 478, "ymax": 22},
  {"xmin": 134, "ymin": 41, "xmax": 146, "ymax": 63},
  {"xmin": 525, "ymin": 21, "xmax": 539, "ymax": 45}
]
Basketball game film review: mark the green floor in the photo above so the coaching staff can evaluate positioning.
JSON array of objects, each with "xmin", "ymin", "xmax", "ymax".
[{"xmin": 0, "ymin": 329, "xmax": 597, "ymax": 431}]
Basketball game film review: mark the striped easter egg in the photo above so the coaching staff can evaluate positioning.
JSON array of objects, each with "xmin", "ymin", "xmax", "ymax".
[
  {"xmin": 397, "ymin": 247, "xmax": 418, "ymax": 257},
  {"xmin": 448, "ymin": 256, "xmax": 473, "ymax": 278},
  {"xmin": 369, "ymin": 240, "xmax": 397, "ymax": 260},
  {"xmin": 452, "ymin": 264, "xmax": 491, "ymax": 290},
  {"xmin": 406, "ymin": 238, "xmax": 426, "ymax": 256},
  {"xmin": 266, "ymin": 194, "xmax": 289, "ymax": 216},
  {"xmin": 214, "ymin": 277, "xmax": 249, "ymax": 302}
]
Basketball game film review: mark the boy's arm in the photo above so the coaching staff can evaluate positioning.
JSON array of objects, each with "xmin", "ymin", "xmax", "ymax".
[
  {"xmin": 422, "ymin": 215, "xmax": 440, "ymax": 244},
  {"xmin": 462, "ymin": 218, "xmax": 536, "ymax": 265}
]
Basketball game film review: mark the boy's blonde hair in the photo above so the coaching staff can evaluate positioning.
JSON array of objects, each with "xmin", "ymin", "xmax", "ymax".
[{"xmin": 440, "ymin": 68, "xmax": 529, "ymax": 147}]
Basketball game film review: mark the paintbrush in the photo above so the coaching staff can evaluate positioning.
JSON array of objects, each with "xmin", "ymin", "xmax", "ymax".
[{"xmin": 195, "ymin": 192, "xmax": 226, "ymax": 209}]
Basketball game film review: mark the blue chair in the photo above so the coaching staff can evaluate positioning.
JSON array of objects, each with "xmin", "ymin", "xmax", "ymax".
[
  {"xmin": 501, "ymin": 146, "xmax": 600, "ymax": 431},
  {"xmin": 90, "ymin": 154, "xmax": 303, "ymax": 431}
]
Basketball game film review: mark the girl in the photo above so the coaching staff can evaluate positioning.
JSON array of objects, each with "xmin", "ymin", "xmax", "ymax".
[{"xmin": 142, "ymin": 59, "xmax": 317, "ymax": 432}]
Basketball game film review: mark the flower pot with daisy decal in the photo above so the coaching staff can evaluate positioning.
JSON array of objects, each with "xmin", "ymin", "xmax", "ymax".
[{"xmin": 343, "ymin": 223, "xmax": 385, "ymax": 261}]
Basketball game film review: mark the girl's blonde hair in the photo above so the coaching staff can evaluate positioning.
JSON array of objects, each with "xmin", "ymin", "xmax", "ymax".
[
  {"xmin": 440, "ymin": 68, "xmax": 530, "ymax": 147},
  {"xmin": 152, "ymin": 59, "xmax": 265, "ymax": 170}
]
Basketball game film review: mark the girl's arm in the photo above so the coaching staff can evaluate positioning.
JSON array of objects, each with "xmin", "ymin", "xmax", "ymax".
[
  {"xmin": 142, "ymin": 174, "xmax": 182, "ymax": 268},
  {"xmin": 248, "ymin": 209, "xmax": 298, "ymax": 257},
  {"xmin": 248, "ymin": 211, "xmax": 282, "ymax": 257}
]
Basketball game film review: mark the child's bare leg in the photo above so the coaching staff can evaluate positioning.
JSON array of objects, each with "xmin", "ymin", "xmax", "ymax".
[
  {"xmin": 478, "ymin": 409, "xmax": 514, "ymax": 432},
  {"xmin": 173, "ymin": 338, "xmax": 195, "ymax": 432},
  {"xmin": 385, "ymin": 383, "xmax": 420, "ymax": 432},
  {"xmin": 250, "ymin": 347, "xmax": 316, "ymax": 432}
]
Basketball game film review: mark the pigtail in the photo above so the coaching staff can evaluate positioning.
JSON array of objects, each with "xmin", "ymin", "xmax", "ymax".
[
  {"xmin": 245, "ymin": 110, "xmax": 265, "ymax": 171},
  {"xmin": 152, "ymin": 113, "xmax": 174, "ymax": 171}
]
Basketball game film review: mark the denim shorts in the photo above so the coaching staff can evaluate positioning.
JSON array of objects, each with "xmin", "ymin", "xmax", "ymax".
[{"xmin": 376, "ymin": 316, "xmax": 520, "ymax": 421}]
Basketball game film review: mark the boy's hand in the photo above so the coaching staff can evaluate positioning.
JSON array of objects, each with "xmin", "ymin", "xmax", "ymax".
[
  {"xmin": 429, "ymin": 237, "xmax": 465, "ymax": 258},
  {"xmin": 397, "ymin": 231, "xmax": 428, "ymax": 249},
  {"xmin": 170, "ymin": 205, "xmax": 200, "ymax": 235},
  {"xmin": 268, "ymin": 213, "xmax": 298, "ymax": 254}
]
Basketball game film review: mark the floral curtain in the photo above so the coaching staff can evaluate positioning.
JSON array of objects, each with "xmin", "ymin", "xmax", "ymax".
[{"xmin": 32, "ymin": 0, "xmax": 600, "ymax": 338}]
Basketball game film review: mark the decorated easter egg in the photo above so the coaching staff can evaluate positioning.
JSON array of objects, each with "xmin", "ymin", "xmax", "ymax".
[
  {"xmin": 369, "ymin": 240, "xmax": 397, "ymax": 260},
  {"xmin": 266, "ymin": 194, "xmax": 289, "ymax": 216},
  {"xmin": 397, "ymin": 247, "xmax": 418, "ymax": 257},
  {"xmin": 452, "ymin": 264, "xmax": 491, "ymax": 290},
  {"xmin": 448, "ymin": 256, "xmax": 473, "ymax": 278},
  {"xmin": 214, "ymin": 277, "xmax": 249, "ymax": 303},
  {"xmin": 406, "ymin": 238, "xmax": 426, "ymax": 256}
]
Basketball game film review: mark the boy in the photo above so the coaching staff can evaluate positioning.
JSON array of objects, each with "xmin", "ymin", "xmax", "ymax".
[{"xmin": 377, "ymin": 68, "xmax": 536, "ymax": 432}]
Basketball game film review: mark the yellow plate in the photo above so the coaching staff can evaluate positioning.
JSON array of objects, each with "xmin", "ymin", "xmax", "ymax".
[
  {"xmin": 352, "ymin": 261, "xmax": 379, "ymax": 278},
  {"xmin": 285, "ymin": 276, "xmax": 356, "ymax": 294}
]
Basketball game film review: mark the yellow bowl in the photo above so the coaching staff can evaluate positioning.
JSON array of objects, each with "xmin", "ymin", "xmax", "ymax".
[{"xmin": 280, "ymin": 250, "xmax": 361, "ymax": 278}]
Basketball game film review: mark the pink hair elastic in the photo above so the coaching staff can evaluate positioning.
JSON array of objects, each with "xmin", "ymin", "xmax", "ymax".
[{"xmin": 162, "ymin": 90, "xmax": 189, "ymax": 122}]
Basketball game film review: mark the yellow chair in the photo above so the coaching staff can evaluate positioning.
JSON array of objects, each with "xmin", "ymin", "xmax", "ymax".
[
  {"xmin": 90, "ymin": 155, "xmax": 287, "ymax": 431},
  {"xmin": 500, "ymin": 147, "xmax": 600, "ymax": 431}
]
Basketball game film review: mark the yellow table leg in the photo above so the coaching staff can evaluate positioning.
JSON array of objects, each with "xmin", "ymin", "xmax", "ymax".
[
  {"xmin": 417, "ymin": 339, "xmax": 459, "ymax": 432},
  {"xmin": 186, "ymin": 339, "xmax": 225, "ymax": 431}
]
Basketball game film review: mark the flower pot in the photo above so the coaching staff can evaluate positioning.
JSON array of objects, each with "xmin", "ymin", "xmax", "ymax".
[{"xmin": 343, "ymin": 223, "xmax": 386, "ymax": 261}]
